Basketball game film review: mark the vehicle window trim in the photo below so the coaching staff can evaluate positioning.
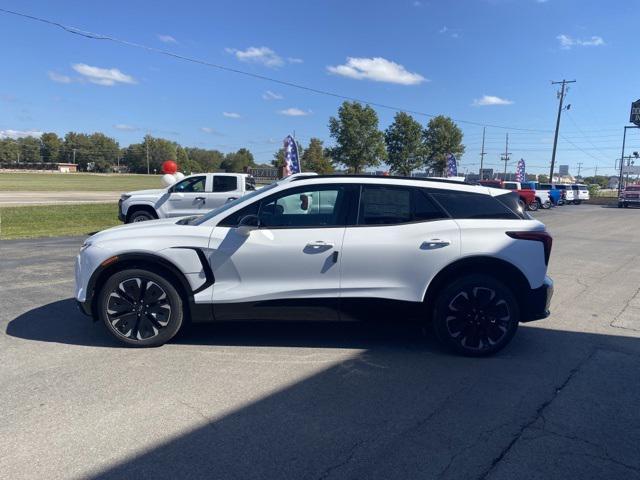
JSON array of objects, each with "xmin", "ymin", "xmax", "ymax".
[{"xmin": 173, "ymin": 175, "xmax": 206, "ymax": 193}]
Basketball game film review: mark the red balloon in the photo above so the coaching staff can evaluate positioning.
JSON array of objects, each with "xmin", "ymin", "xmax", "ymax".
[{"xmin": 162, "ymin": 160, "xmax": 177, "ymax": 174}]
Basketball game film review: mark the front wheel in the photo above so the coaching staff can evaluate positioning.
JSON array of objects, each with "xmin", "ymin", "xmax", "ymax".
[
  {"xmin": 128, "ymin": 210, "xmax": 155, "ymax": 223},
  {"xmin": 527, "ymin": 200, "xmax": 539, "ymax": 211},
  {"xmin": 97, "ymin": 268, "xmax": 184, "ymax": 347},
  {"xmin": 432, "ymin": 274, "xmax": 520, "ymax": 356},
  {"xmin": 541, "ymin": 200, "xmax": 552, "ymax": 210}
]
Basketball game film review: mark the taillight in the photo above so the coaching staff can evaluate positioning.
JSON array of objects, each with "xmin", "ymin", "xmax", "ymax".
[{"xmin": 506, "ymin": 231, "xmax": 553, "ymax": 265}]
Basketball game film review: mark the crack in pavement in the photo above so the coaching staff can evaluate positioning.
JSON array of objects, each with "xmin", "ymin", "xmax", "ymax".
[
  {"xmin": 475, "ymin": 348, "xmax": 598, "ymax": 480},
  {"xmin": 316, "ymin": 439, "xmax": 366, "ymax": 480},
  {"xmin": 610, "ymin": 285, "xmax": 640, "ymax": 332}
]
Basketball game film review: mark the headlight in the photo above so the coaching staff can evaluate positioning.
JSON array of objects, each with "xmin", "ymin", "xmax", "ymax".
[
  {"xmin": 120, "ymin": 194, "xmax": 131, "ymax": 201},
  {"xmin": 80, "ymin": 240, "xmax": 93, "ymax": 252}
]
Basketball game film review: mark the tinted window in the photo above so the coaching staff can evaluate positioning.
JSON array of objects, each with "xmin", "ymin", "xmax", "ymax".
[
  {"xmin": 260, "ymin": 186, "xmax": 345, "ymax": 228},
  {"xmin": 538, "ymin": 184, "xmax": 551, "ymax": 190},
  {"xmin": 431, "ymin": 191, "xmax": 521, "ymax": 220},
  {"xmin": 245, "ymin": 176, "xmax": 256, "ymax": 191},
  {"xmin": 173, "ymin": 176, "xmax": 205, "ymax": 193},
  {"xmin": 218, "ymin": 201, "xmax": 259, "ymax": 227},
  {"xmin": 358, "ymin": 186, "xmax": 445, "ymax": 225},
  {"xmin": 213, "ymin": 176, "xmax": 238, "ymax": 192},
  {"xmin": 503, "ymin": 182, "xmax": 518, "ymax": 190}
]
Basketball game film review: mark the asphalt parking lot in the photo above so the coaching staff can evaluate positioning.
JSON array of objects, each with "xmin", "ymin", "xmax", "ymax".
[{"xmin": 1, "ymin": 204, "xmax": 639, "ymax": 480}]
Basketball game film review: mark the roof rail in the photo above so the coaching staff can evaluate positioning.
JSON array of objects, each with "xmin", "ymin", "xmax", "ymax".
[{"xmin": 290, "ymin": 174, "xmax": 472, "ymax": 185}]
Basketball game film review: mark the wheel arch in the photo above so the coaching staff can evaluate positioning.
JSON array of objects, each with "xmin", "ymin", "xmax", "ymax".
[
  {"xmin": 86, "ymin": 252, "xmax": 199, "ymax": 321},
  {"xmin": 423, "ymin": 256, "xmax": 530, "ymax": 313},
  {"xmin": 126, "ymin": 204, "xmax": 159, "ymax": 222}
]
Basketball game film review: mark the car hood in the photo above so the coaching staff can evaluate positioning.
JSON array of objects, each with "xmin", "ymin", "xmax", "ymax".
[
  {"xmin": 125, "ymin": 188, "xmax": 167, "ymax": 196},
  {"xmin": 89, "ymin": 217, "xmax": 187, "ymax": 241}
]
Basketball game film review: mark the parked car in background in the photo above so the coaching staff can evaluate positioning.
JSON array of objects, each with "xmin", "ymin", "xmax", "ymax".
[
  {"xmin": 118, "ymin": 173, "xmax": 256, "ymax": 223},
  {"xmin": 534, "ymin": 183, "xmax": 562, "ymax": 206},
  {"xmin": 487, "ymin": 180, "xmax": 539, "ymax": 211},
  {"xmin": 618, "ymin": 184, "xmax": 640, "ymax": 208},
  {"xmin": 554, "ymin": 184, "xmax": 575, "ymax": 204},
  {"xmin": 76, "ymin": 174, "xmax": 554, "ymax": 356},
  {"xmin": 571, "ymin": 184, "xmax": 589, "ymax": 204},
  {"xmin": 521, "ymin": 182, "xmax": 552, "ymax": 210}
]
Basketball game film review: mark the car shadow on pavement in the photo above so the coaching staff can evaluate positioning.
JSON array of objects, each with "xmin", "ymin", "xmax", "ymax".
[{"xmin": 6, "ymin": 297, "xmax": 443, "ymax": 352}]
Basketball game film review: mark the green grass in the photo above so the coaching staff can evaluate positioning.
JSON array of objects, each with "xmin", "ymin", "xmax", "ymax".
[
  {"xmin": 0, "ymin": 203, "xmax": 120, "ymax": 240},
  {"xmin": 0, "ymin": 172, "xmax": 161, "ymax": 192}
]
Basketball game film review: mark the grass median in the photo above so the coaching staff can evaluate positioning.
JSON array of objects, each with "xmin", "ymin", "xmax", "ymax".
[
  {"xmin": 0, "ymin": 172, "xmax": 160, "ymax": 192},
  {"xmin": 0, "ymin": 203, "xmax": 120, "ymax": 240}
]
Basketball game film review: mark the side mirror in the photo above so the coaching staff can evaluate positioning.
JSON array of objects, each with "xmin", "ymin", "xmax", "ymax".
[{"xmin": 236, "ymin": 214, "xmax": 260, "ymax": 236}]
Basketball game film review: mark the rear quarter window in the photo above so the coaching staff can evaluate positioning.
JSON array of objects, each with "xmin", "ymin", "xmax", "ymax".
[{"xmin": 431, "ymin": 190, "xmax": 525, "ymax": 220}]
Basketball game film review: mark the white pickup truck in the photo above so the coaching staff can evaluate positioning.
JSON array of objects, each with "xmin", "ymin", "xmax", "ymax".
[{"xmin": 118, "ymin": 173, "xmax": 256, "ymax": 223}]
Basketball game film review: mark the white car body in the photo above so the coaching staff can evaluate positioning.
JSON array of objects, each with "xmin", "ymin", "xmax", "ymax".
[
  {"xmin": 118, "ymin": 173, "xmax": 255, "ymax": 222},
  {"xmin": 571, "ymin": 184, "xmax": 590, "ymax": 203},
  {"xmin": 76, "ymin": 174, "xmax": 554, "ymax": 355},
  {"xmin": 554, "ymin": 184, "xmax": 576, "ymax": 203}
]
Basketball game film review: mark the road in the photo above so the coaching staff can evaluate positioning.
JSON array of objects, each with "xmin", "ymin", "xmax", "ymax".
[
  {"xmin": 0, "ymin": 191, "xmax": 120, "ymax": 206},
  {"xmin": 1, "ymin": 204, "xmax": 639, "ymax": 479}
]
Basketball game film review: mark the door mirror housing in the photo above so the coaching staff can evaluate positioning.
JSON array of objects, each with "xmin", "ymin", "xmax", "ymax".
[{"xmin": 236, "ymin": 214, "xmax": 260, "ymax": 236}]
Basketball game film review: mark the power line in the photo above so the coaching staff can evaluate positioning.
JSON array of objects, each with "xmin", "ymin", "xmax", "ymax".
[{"xmin": 0, "ymin": 7, "xmax": 553, "ymax": 134}]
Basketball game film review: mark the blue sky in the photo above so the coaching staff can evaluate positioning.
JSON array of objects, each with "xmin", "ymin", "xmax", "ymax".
[{"xmin": 0, "ymin": 0, "xmax": 638, "ymax": 176}]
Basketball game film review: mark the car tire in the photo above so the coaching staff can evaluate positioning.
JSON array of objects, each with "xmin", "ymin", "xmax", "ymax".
[
  {"xmin": 128, "ymin": 210, "xmax": 155, "ymax": 223},
  {"xmin": 97, "ymin": 268, "xmax": 184, "ymax": 347},
  {"xmin": 541, "ymin": 200, "xmax": 552, "ymax": 210},
  {"xmin": 623, "ymin": 203, "xmax": 629, "ymax": 208},
  {"xmin": 574, "ymin": 200, "xmax": 582, "ymax": 205},
  {"xmin": 432, "ymin": 274, "xmax": 520, "ymax": 357},
  {"xmin": 528, "ymin": 200, "xmax": 539, "ymax": 211}
]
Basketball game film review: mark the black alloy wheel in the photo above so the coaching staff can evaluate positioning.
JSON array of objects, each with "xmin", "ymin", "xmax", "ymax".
[
  {"xmin": 432, "ymin": 274, "xmax": 519, "ymax": 356},
  {"xmin": 98, "ymin": 269, "xmax": 183, "ymax": 346}
]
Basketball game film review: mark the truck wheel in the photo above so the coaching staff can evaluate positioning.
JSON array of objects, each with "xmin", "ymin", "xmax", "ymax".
[
  {"xmin": 129, "ymin": 210, "xmax": 155, "ymax": 223},
  {"xmin": 527, "ymin": 200, "xmax": 539, "ymax": 212},
  {"xmin": 574, "ymin": 200, "xmax": 582, "ymax": 205},
  {"xmin": 541, "ymin": 200, "xmax": 551, "ymax": 210},
  {"xmin": 432, "ymin": 274, "xmax": 519, "ymax": 357},
  {"xmin": 97, "ymin": 268, "xmax": 184, "ymax": 347}
]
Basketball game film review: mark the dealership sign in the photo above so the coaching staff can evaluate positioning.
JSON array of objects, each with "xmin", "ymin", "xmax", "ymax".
[{"xmin": 631, "ymin": 99, "xmax": 640, "ymax": 126}]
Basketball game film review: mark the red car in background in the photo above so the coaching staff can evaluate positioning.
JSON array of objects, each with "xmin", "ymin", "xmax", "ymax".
[
  {"xmin": 619, "ymin": 184, "xmax": 640, "ymax": 208},
  {"xmin": 478, "ymin": 180, "xmax": 538, "ymax": 211}
]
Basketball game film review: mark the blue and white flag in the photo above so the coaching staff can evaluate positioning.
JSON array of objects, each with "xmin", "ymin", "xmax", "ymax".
[
  {"xmin": 283, "ymin": 135, "xmax": 301, "ymax": 176},
  {"xmin": 516, "ymin": 158, "xmax": 526, "ymax": 182},
  {"xmin": 446, "ymin": 153, "xmax": 457, "ymax": 177}
]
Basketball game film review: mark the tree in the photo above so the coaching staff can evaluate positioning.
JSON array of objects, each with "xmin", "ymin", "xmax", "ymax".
[
  {"xmin": 40, "ymin": 132, "xmax": 61, "ymax": 163},
  {"xmin": 423, "ymin": 116, "xmax": 465, "ymax": 175},
  {"xmin": 0, "ymin": 138, "xmax": 20, "ymax": 162},
  {"xmin": 301, "ymin": 138, "xmax": 333, "ymax": 174},
  {"xmin": 185, "ymin": 147, "xmax": 224, "ymax": 172},
  {"xmin": 123, "ymin": 135, "xmax": 177, "ymax": 173},
  {"xmin": 88, "ymin": 133, "xmax": 120, "ymax": 172},
  {"xmin": 221, "ymin": 148, "xmax": 255, "ymax": 172},
  {"xmin": 328, "ymin": 101, "xmax": 386, "ymax": 173},
  {"xmin": 177, "ymin": 146, "xmax": 202, "ymax": 175},
  {"xmin": 582, "ymin": 175, "xmax": 609, "ymax": 188},
  {"xmin": 537, "ymin": 174, "xmax": 550, "ymax": 183},
  {"xmin": 384, "ymin": 112, "xmax": 427, "ymax": 176},
  {"xmin": 18, "ymin": 136, "xmax": 42, "ymax": 163}
]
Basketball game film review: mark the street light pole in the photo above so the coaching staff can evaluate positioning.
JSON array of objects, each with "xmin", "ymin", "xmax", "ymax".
[{"xmin": 618, "ymin": 126, "xmax": 640, "ymax": 195}]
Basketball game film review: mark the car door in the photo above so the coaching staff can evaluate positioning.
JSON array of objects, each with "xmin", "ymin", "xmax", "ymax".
[
  {"xmin": 208, "ymin": 183, "xmax": 355, "ymax": 320},
  {"xmin": 207, "ymin": 175, "xmax": 242, "ymax": 209},
  {"xmin": 339, "ymin": 185, "xmax": 460, "ymax": 306},
  {"xmin": 166, "ymin": 175, "xmax": 208, "ymax": 217}
]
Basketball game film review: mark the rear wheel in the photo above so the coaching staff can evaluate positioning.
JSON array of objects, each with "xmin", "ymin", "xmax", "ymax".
[
  {"xmin": 97, "ymin": 268, "xmax": 184, "ymax": 347},
  {"xmin": 432, "ymin": 274, "xmax": 519, "ymax": 356},
  {"xmin": 574, "ymin": 199, "xmax": 582, "ymax": 205},
  {"xmin": 527, "ymin": 200, "xmax": 539, "ymax": 211},
  {"xmin": 541, "ymin": 199, "xmax": 552, "ymax": 209}
]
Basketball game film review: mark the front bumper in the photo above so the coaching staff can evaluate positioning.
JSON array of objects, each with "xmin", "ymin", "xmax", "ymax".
[
  {"xmin": 118, "ymin": 199, "xmax": 125, "ymax": 222},
  {"xmin": 521, "ymin": 276, "xmax": 553, "ymax": 322}
]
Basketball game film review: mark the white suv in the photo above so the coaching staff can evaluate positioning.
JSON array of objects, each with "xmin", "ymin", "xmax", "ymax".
[
  {"xmin": 76, "ymin": 175, "xmax": 554, "ymax": 356},
  {"xmin": 118, "ymin": 173, "xmax": 255, "ymax": 223}
]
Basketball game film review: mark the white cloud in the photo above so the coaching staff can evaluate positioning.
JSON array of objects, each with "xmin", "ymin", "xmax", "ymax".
[
  {"xmin": 262, "ymin": 90, "xmax": 284, "ymax": 100},
  {"xmin": 223, "ymin": 112, "xmax": 241, "ymax": 119},
  {"xmin": 557, "ymin": 34, "xmax": 605, "ymax": 49},
  {"xmin": 157, "ymin": 34, "xmax": 177, "ymax": 44},
  {"xmin": 413, "ymin": 1, "xmax": 422, "ymax": 6},
  {"xmin": 327, "ymin": 57, "xmax": 426, "ymax": 85},
  {"xmin": 48, "ymin": 71, "xmax": 72, "ymax": 84},
  {"xmin": 439, "ymin": 26, "xmax": 448, "ymax": 34},
  {"xmin": 0, "ymin": 129, "xmax": 43, "ymax": 139},
  {"xmin": 72, "ymin": 63, "xmax": 137, "ymax": 86},
  {"xmin": 287, "ymin": 57, "xmax": 303, "ymax": 64},
  {"xmin": 114, "ymin": 124, "xmax": 139, "ymax": 131},
  {"xmin": 225, "ymin": 46, "xmax": 284, "ymax": 68},
  {"xmin": 472, "ymin": 95, "xmax": 514, "ymax": 106},
  {"xmin": 278, "ymin": 108, "xmax": 311, "ymax": 116},
  {"xmin": 200, "ymin": 127, "xmax": 224, "ymax": 135}
]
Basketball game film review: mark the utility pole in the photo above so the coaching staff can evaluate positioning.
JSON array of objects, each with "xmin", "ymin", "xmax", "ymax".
[
  {"xmin": 576, "ymin": 162, "xmax": 583, "ymax": 178},
  {"xmin": 500, "ymin": 133, "xmax": 510, "ymax": 179},
  {"xmin": 16, "ymin": 151, "xmax": 20, "ymax": 164},
  {"xmin": 549, "ymin": 79, "xmax": 576, "ymax": 181},
  {"xmin": 594, "ymin": 165, "xmax": 598, "ymax": 177},
  {"xmin": 145, "ymin": 138, "xmax": 150, "ymax": 175},
  {"xmin": 72, "ymin": 148, "xmax": 76, "ymax": 165},
  {"xmin": 479, "ymin": 127, "xmax": 486, "ymax": 180}
]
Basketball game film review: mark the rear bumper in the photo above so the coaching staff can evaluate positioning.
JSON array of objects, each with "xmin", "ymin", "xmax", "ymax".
[{"xmin": 521, "ymin": 276, "xmax": 553, "ymax": 322}]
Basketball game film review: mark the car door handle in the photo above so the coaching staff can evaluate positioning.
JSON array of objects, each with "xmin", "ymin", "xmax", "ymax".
[
  {"xmin": 194, "ymin": 196, "xmax": 206, "ymax": 202},
  {"xmin": 421, "ymin": 238, "xmax": 450, "ymax": 250},
  {"xmin": 306, "ymin": 241, "xmax": 334, "ymax": 248}
]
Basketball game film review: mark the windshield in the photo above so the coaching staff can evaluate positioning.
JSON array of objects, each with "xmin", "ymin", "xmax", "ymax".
[{"xmin": 191, "ymin": 182, "xmax": 279, "ymax": 226}]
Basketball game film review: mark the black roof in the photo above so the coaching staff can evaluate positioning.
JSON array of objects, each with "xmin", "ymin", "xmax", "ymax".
[{"xmin": 291, "ymin": 174, "xmax": 472, "ymax": 186}]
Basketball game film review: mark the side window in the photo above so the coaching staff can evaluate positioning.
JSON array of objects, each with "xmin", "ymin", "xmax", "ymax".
[
  {"xmin": 430, "ymin": 191, "xmax": 521, "ymax": 220},
  {"xmin": 213, "ymin": 176, "xmax": 238, "ymax": 192},
  {"xmin": 218, "ymin": 201, "xmax": 260, "ymax": 227},
  {"xmin": 259, "ymin": 187, "xmax": 345, "ymax": 228},
  {"xmin": 357, "ymin": 186, "xmax": 445, "ymax": 225},
  {"xmin": 173, "ymin": 176, "xmax": 205, "ymax": 193}
]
